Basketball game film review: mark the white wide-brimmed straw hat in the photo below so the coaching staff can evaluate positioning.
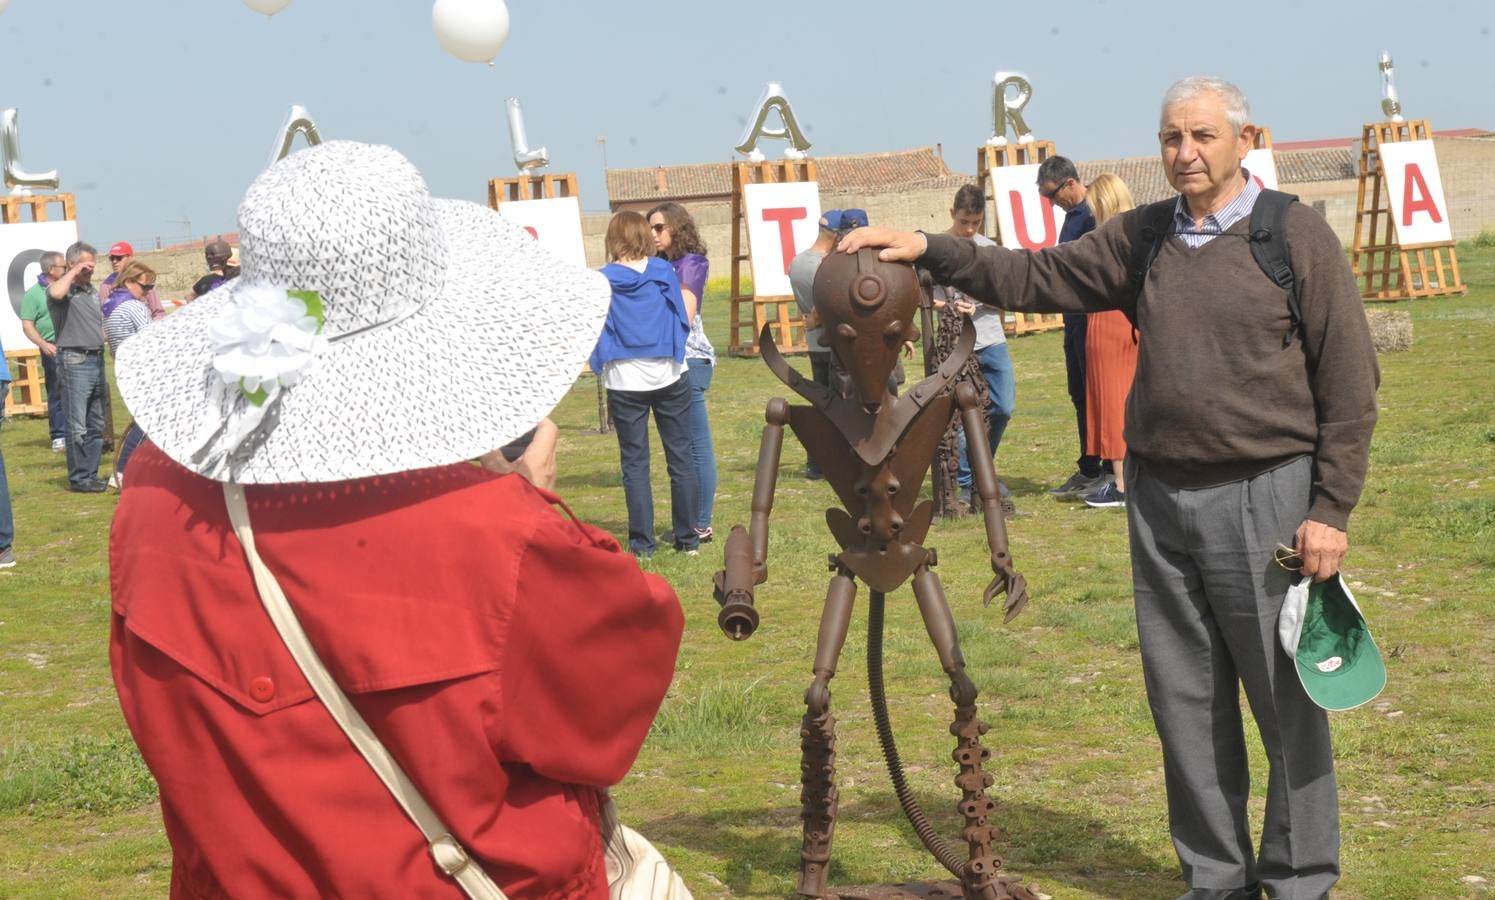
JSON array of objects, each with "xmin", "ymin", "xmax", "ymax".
[{"xmin": 117, "ymin": 141, "xmax": 610, "ymax": 484}]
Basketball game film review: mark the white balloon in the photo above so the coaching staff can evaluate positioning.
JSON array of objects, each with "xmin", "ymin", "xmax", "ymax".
[
  {"xmin": 432, "ymin": 0, "xmax": 510, "ymax": 64},
  {"xmin": 243, "ymin": 0, "xmax": 290, "ymax": 16}
]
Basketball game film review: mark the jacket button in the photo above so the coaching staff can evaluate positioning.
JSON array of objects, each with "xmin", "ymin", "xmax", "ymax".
[{"xmin": 249, "ymin": 676, "xmax": 275, "ymax": 702}]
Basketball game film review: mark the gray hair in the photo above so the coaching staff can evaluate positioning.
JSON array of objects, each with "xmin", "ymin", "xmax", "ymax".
[
  {"xmin": 1160, "ymin": 76, "xmax": 1251, "ymax": 136},
  {"xmin": 64, "ymin": 241, "xmax": 97, "ymax": 265},
  {"xmin": 40, "ymin": 250, "xmax": 63, "ymax": 268}
]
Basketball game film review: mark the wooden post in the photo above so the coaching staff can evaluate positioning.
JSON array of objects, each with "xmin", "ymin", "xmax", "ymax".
[
  {"xmin": 975, "ymin": 143, "xmax": 1064, "ymax": 336},
  {"xmin": 728, "ymin": 158, "xmax": 815, "ymax": 357},
  {"xmin": 487, "ymin": 172, "xmax": 609, "ymax": 433},
  {"xmin": 2, "ymin": 192, "xmax": 77, "ymax": 418},
  {"xmin": 1350, "ymin": 120, "xmax": 1467, "ymax": 301}
]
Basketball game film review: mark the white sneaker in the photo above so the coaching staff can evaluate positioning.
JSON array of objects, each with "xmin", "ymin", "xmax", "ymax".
[
  {"xmin": 108, "ymin": 472, "xmax": 124, "ymax": 490},
  {"xmin": 51, "ymin": 438, "xmax": 66, "ymax": 451}
]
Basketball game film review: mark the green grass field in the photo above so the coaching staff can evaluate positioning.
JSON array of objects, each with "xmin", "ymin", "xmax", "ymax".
[{"xmin": 1, "ymin": 247, "xmax": 1491, "ymax": 898}]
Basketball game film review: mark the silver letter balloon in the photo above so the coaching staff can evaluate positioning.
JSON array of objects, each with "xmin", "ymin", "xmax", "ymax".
[
  {"xmin": 988, "ymin": 72, "xmax": 1036, "ymax": 146},
  {"xmin": 2, "ymin": 108, "xmax": 60, "ymax": 195}
]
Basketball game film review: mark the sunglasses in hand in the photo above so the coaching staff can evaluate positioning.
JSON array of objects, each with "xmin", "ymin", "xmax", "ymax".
[{"xmin": 1272, "ymin": 542, "xmax": 1302, "ymax": 571}]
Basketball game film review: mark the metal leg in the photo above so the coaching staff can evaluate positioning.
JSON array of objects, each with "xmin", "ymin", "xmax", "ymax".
[
  {"xmin": 797, "ymin": 565, "xmax": 857, "ymax": 897},
  {"xmin": 910, "ymin": 564, "xmax": 1032, "ymax": 900}
]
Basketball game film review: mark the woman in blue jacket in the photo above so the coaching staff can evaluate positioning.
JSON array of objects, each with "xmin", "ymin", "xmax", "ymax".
[{"xmin": 590, "ymin": 211, "xmax": 699, "ymax": 556}]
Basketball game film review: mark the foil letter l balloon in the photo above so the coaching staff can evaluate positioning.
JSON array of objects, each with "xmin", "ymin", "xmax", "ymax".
[
  {"xmin": 735, "ymin": 82, "xmax": 811, "ymax": 162},
  {"xmin": 267, "ymin": 105, "xmax": 323, "ymax": 169},
  {"xmin": 505, "ymin": 98, "xmax": 550, "ymax": 172},
  {"xmin": 2, "ymin": 108, "xmax": 60, "ymax": 196},
  {"xmin": 1378, "ymin": 51, "xmax": 1404, "ymax": 122},
  {"xmin": 987, "ymin": 72, "xmax": 1035, "ymax": 146}
]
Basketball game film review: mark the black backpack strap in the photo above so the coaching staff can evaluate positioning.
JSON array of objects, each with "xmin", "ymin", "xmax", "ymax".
[
  {"xmin": 1247, "ymin": 189, "xmax": 1301, "ymax": 347},
  {"xmin": 1122, "ymin": 199, "xmax": 1176, "ymax": 328}
]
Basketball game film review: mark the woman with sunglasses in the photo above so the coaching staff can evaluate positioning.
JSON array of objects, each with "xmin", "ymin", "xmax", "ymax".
[
  {"xmin": 103, "ymin": 260, "xmax": 158, "ymax": 485},
  {"xmin": 647, "ymin": 201, "xmax": 717, "ymax": 544}
]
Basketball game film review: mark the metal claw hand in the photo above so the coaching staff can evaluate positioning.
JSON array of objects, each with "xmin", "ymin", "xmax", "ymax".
[{"xmin": 983, "ymin": 568, "xmax": 1029, "ymax": 623}]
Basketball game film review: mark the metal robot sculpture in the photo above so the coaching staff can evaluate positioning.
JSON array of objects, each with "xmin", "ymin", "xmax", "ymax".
[{"xmin": 713, "ymin": 249, "xmax": 1036, "ymax": 900}]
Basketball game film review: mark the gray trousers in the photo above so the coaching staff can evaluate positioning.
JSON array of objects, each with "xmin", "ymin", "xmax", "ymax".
[{"xmin": 1126, "ymin": 455, "xmax": 1338, "ymax": 900}]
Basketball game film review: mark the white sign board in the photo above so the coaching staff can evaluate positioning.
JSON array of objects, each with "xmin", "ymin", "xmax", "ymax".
[
  {"xmin": 986, "ymin": 163, "xmax": 1064, "ymax": 250},
  {"xmin": 1378, "ymin": 140, "xmax": 1453, "ymax": 245},
  {"xmin": 2, "ymin": 220, "xmax": 79, "ymax": 351},
  {"xmin": 1243, "ymin": 148, "xmax": 1280, "ymax": 191},
  {"xmin": 495, "ymin": 196, "xmax": 587, "ymax": 269},
  {"xmin": 743, "ymin": 181, "xmax": 821, "ymax": 296}
]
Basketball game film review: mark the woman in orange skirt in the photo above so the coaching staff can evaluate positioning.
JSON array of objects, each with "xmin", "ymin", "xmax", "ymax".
[{"xmin": 1081, "ymin": 173, "xmax": 1138, "ymax": 509}]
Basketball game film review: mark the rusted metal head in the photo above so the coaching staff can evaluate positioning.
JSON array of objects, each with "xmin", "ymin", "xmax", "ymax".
[{"xmin": 812, "ymin": 248, "xmax": 921, "ymax": 412}]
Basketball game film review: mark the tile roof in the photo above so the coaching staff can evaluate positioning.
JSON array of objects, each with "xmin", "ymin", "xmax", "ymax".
[
  {"xmin": 1075, "ymin": 147, "xmax": 1357, "ymax": 205},
  {"xmin": 607, "ymin": 147, "xmax": 954, "ymax": 205}
]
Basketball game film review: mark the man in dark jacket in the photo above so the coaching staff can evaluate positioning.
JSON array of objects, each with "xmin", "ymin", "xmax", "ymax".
[{"xmin": 842, "ymin": 76, "xmax": 1378, "ymax": 900}]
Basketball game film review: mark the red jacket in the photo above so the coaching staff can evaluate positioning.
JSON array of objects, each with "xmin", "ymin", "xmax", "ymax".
[{"xmin": 110, "ymin": 442, "xmax": 684, "ymax": 898}]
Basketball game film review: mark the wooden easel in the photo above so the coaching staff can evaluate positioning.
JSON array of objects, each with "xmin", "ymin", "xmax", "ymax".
[
  {"xmin": 487, "ymin": 171, "xmax": 608, "ymax": 433},
  {"xmin": 2, "ymin": 192, "xmax": 77, "ymax": 416},
  {"xmin": 976, "ymin": 142, "xmax": 1064, "ymax": 336},
  {"xmin": 1350, "ymin": 120, "xmax": 1467, "ymax": 301},
  {"xmin": 728, "ymin": 159, "xmax": 815, "ymax": 357},
  {"xmin": 487, "ymin": 171, "xmax": 580, "ymax": 208}
]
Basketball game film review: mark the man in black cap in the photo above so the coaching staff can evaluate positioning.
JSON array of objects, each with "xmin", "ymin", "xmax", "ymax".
[{"xmin": 186, "ymin": 239, "xmax": 239, "ymax": 302}]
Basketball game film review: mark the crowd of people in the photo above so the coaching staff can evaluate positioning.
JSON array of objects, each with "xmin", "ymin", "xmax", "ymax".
[
  {"xmin": 0, "ymin": 240, "xmax": 237, "ymax": 566},
  {"xmin": 0, "ymin": 74, "xmax": 1383, "ymax": 900}
]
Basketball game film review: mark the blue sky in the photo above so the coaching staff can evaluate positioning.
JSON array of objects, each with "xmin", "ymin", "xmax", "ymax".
[{"xmin": 1, "ymin": 0, "xmax": 1490, "ymax": 248}]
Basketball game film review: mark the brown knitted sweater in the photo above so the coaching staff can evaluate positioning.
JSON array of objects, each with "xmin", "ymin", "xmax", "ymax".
[{"xmin": 920, "ymin": 201, "xmax": 1379, "ymax": 530}]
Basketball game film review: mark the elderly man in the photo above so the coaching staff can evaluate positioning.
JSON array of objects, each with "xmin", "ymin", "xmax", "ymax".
[
  {"xmin": 47, "ymin": 241, "xmax": 110, "ymax": 493},
  {"xmin": 21, "ymin": 250, "xmax": 69, "ymax": 450},
  {"xmin": 843, "ymin": 76, "xmax": 1378, "ymax": 900}
]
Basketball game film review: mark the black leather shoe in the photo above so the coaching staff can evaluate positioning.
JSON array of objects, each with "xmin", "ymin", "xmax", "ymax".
[{"xmin": 68, "ymin": 480, "xmax": 107, "ymax": 493}]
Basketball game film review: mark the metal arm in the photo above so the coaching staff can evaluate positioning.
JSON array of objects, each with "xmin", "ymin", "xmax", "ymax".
[
  {"xmin": 715, "ymin": 397, "xmax": 791, "ymax": 640},
  {"xmin": 956, "ymin": 383, "xmax": 1029, "ymax": 622}
]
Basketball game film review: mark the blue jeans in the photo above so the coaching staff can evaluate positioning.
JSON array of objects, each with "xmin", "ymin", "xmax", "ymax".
[
  {"xmin": 40, "ymin": 351, "xmax": 65, "ymax": 440},
  {"xmin": 685, "ymin": 358, "xmax": 717, "ymax": 530},
  {"xmin": 957, "ymin": 342, "xmax": 1016, "ymax": 489},
  {"xmin": 58, "ymin": 348, "xmax": 107, "ymax": 487},
  {"xmin": 116, "ymin": 421, "xmax": 146, "ymax": 478},
  {"xmin": 0, "ymin": 389, "xmax": 13, "ymax": 550},
  {"xmin": 607, "ymin": 374, "xmax": 699, "ymax": 555}
]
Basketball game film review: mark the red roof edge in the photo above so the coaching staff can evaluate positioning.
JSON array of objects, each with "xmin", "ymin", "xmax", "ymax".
[{"xmin": 1273, "ymin": 127, "xmax": 1484, "ymax": 151}]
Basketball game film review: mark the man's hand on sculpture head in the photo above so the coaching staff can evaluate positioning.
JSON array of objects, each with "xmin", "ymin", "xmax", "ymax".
[
  {"xmin": 1294, "ymin": 519, "xmax": 1348, "ymax": 582},
  {"xmin": 836, "ymin": 227, "xmax": 928, "ymax": 263},
  {"xmin": 479, "ymin": 417, "xmax": 558, "ymax": 492}
]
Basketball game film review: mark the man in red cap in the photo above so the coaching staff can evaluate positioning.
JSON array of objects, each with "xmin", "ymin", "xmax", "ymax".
[{"xmin": 102, "ymin": 242, "xmax": 165, "ymax": 320}]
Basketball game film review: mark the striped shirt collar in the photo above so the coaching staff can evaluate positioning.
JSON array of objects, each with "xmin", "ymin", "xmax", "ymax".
[{"xmin": 1172, "ymin": 170, "xmax": 1260, "ymax": 246}]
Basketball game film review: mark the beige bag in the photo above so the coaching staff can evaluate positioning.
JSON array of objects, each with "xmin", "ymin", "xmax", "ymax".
[{"xmin": 224, "ymin": 484, "xmax": 691, "ymax": 900}]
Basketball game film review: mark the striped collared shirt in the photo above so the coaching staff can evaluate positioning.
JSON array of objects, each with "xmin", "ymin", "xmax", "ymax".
[{"xmin": 1172, "ymin": 170, "xmax": 1260, "ymax": 248}]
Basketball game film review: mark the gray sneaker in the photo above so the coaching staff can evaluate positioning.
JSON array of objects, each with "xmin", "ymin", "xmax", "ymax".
[
  {"xmin": 0, "ymin": 547, "xmax": 15, "ymax": 569},
  {"xmin": 1049, "ymin": 469, "xmax": 1103, "ymax": 498}
]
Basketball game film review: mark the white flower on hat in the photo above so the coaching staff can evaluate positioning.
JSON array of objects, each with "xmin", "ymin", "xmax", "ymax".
[
  {"xmin": 209, "ymin": 284, "xmax": 327, "ymax": 399},
  {"xmin": 204, "ymin": 283, "xmax": 328, "ymax": 453}
]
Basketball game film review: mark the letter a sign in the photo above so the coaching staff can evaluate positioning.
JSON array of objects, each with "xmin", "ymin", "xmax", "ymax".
[
  {"xmin": 1378, "ymin": 140, "xmax": 1453, "ymax": 244},
  {"xmin": 986, "ymin": 163, "xmax": 1062, "ymax": 250}
]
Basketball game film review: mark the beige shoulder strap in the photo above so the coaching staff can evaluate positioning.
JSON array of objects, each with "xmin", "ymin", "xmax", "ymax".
[{"xmin": 223, "ymin": 483, "xmax": 507, "ymax": 900}]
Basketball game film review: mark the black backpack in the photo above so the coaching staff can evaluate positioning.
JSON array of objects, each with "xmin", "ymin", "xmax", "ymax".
[{"xmin": 1123, "ymin": 188, "xmax": 1302, "ymax": 348}]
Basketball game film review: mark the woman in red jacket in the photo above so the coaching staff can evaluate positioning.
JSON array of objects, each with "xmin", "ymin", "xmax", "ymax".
[{"xmin": 109, "ymin": 142, "xmax": 685, "ymax": 899}]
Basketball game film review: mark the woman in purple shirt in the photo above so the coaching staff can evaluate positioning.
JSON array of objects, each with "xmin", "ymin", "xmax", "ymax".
[{"xmin": 648, "ymin": 202, "xmax": 717, "ymax": 544}]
